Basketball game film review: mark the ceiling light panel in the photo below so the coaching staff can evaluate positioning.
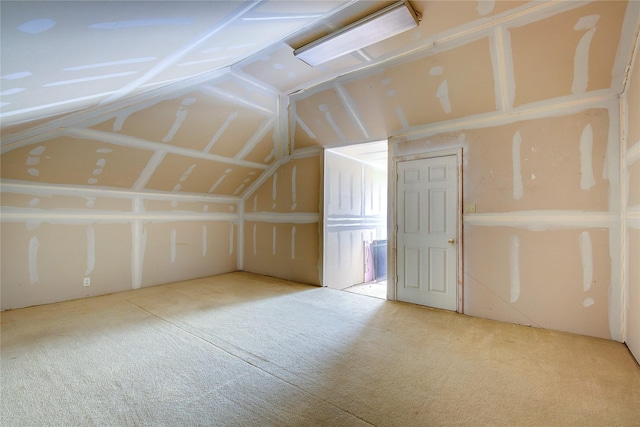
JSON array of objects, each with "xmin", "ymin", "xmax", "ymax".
[{"xmin": 294, "ymin": 1, "xmax": 419, "ymax": 67}]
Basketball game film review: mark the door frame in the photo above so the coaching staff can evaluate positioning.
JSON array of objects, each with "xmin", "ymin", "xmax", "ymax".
[{"xmin": 387, "ymin": 147, "xmax": 463, "ymax": 313}]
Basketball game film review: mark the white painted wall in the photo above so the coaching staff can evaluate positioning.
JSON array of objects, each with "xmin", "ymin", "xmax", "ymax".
[{"xmin": 323, "ymin": 150, "xmax": 387, "ymax": 289}]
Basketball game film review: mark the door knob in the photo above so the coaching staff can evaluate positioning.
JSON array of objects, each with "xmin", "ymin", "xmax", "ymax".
[{"xmin": 448, "ymin": 239, "xmax": 455, "ymax": 244}]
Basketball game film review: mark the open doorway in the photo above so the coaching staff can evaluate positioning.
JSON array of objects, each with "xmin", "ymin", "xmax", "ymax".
[{"xmin": 323, "ymin": 141, "xmax": 388, "ymax": 299}]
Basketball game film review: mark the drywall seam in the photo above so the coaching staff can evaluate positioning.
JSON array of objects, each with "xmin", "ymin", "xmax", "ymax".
[
  {"xmin": 202, "ymin": 224, "xmax": 207, "ymax": 257},
  {"xmin": 252, "ymin": 223, "xmax": 257, "ymax": 256},
  {"xmin": 204, "ymin": 112, "xmax": 239, "ymax": 152},
  {"xmin": 463, "ymin": 211, "xmax": 615, "ymax": 230},
  {"xmin": 61, "ymin": 127, "xmax": 269, "ymax": 170},
  {"xmin": 506, "ymin": 0, "xmax": 594, "ymax": 29},
  {"xmin": 0, "ymin": 128, "xmax": 65, "ymax": 155},
  {"xmin": 229, "ymin": 223, "xmax": 235, "ymax": 256},
  {"xmin": 509, "ymin": 234, "xmax": 520, "ymax": 303},
  {"xmin": 392, "ymin": 91, "xmax": 618, "ymax": 142},
  {"xmin": 276, "ymin": 94, "xmax": 289, "ymax": 161},
  {"xmin": 512, "ymin": 131, "xmax": 523, "ymax": 200},
  {"xmin": 396, "ymin": 105, "xmax": 410, "ymax": 131},
  {"xmin": 1, "ymin": 68, "xmax": 229, "ymax": 140},
  {"xmin": 86, "ymin": 226, "xmax": 95, "ymax": 275},
  {"xmin": 612, "ymin": 0, "xmax": 640, "ymax": 93},
  {"xmin": 335, "ymin": 83, "xmax": 370, "ymax": 139},
  {"xmin": 294, "ymin": 115, "xmax": 317, "ymax": 141},
  {"xmin": 291, "ymin": 225, "xmax": 296, "ymax": 260},
  {"xmin": 291, "ymin": 166, "xmax": 297, "ymax": 210},
  {"xmin": 619, "ymin": 91, "xmax": 629, "ymax": 342},
  {"xmin": 287, "ymin": 0, "xmax": 584, "ymax": 97},
  {"xmin": 1, "ymin": 180, "xmax": 240, "ymax": 203},
  {"xmin": 607, "ymin": 97, "xmax": 623, "ymax": 342},
  {"xmin": 627, "ymin": 140, "xmax": 640, "ymax": 165},
  {"xmin": 131, "ymin": 198, "xmax": 142, "ymax": 289},
  {"xmin": 133, "ymin": 151, "xmax": 167, "ymax": 191},
  {"xmin": 272, "ymin": 225, "xmax": 276, "ymax": 255},
  {"xmin": 0, "ymin": 209, "xmax": 239, "ymax": 223},
  {"xmin": 28, "ymin": 236, "xmax": 39, "ymax": 284},
  {"xmin": 320, "ymin": 105, "xmax": 346, "ymax": 142},
  {"xmin": 233, "ymin": 117, "xmax": 275, "ymax": 159},
  {"xmin": 489, "ymin": 26, "xmax": 514, "ymax": 111},
  {"xmin": 580, "ymin": 124, "xmax": 596, "ymax": 190},
  {"xmin": 237, "ymin": 198, "xmax": 244, "ymax": 270},
  {"xmin": 100, "ymin": 0, "xmax": 263, "ymax": 105},
  {"xmin": 580, "ymin": 231, "xmax": 593, "ymax": 292},
  {"xmin": 170, "ymin": 228, "xmax": 177, "ymax": 263},
  {"xmin": 229, "ymin": 69, "xmax": 282, "ymax": 96},
  {"xmin": 199, "ymin": 84, "xmax": 274, "ymax": 116},
  {"xmin": 572, "ymin": 16, "xmax": 599, "ymax": 95},
  {"xmin": 244, "ymin": 212, "xmax": 319, "ymax": 223},
  {"xmin": 240, "ymin": 149, "xmax": 320, "ymax": 202},
  {"xmin": 435, "ymin": 80, "xmax": 452, "ymax": 114},
  {"xmin": 163, "ymin": 97, "xmax": 197, "ymax": 142}
]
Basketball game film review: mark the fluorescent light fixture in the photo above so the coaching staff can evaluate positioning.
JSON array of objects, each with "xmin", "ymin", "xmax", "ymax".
[{"xmin": 294, "ymin": 0, "xmax": 419, "ymax": 67}]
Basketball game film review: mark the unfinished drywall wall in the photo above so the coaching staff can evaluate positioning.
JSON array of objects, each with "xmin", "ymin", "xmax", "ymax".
[
  {"xmin": 0, "ymin": 73, "xmax": 281, "ymax": 310},
  {"xmin": 0, "ymin": 186, "xmax": 239, "ymax": 310},
  {"xmin": 324, "ymin": 150, "xmax": 387, "ymax": 289},
  {"xmin": 624, "ymin": 34, "xmax": 640, "ymax": 362},
  {"xmin": 238, "ymin": 1, "xmax": 529, "ymax": 95},
  {"xmin": 394, "ymin": 108, "xmax": 617, "ymax": 340},
  {"xmin": 242, "ymin": 155, "xmax": 321, "ymax": 285},
  {"xmin": 288, "ymin": 1, "xmax": 638, "ymax": 341}
]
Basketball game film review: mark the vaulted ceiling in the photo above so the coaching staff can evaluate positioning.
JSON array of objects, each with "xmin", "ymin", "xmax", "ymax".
[{"xmin": 1, "ymin": 1, "xmax": 637, "ymax": 199}]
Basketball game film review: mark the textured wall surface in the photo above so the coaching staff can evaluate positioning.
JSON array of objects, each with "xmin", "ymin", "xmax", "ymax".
[
  {"xmin": 324, "ymin": 151, "xmax": 387, "ymax": 289},
  {"xmin": 1, "ymin": 1, "xmax": 638, "ymax": 355},
  {"xmin": 288, "ymin": 1, "xmax": 637, "ymax": 341}
]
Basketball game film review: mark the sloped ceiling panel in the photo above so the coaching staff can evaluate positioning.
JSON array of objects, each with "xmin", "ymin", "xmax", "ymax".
[
  {"xmin": 0, "ymin": 0, "xmax": 351, "ymax": 127},
  {"xmin": 0, "ymin": 135, "xmax": 153, "ymax": 188},
  {"xmin": 236, "ymin": 1, "xmax": 530, "ymax": 94},
  {"xmin": 361, "ymin": 0, "xmax": 528, "ymax": 59},
  {"xmin": 292, "ymin": 37, "xmax": 496, "ymax": 149},
  {"xmin": 144, "ymin": 154, "xmax": 262, "ymax": 196},
  {"xmin": 2, "ymin": 71, "xmax": 278, "ymax": 200}
]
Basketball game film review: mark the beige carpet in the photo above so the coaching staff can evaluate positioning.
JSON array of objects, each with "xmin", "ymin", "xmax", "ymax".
[{"xmin": 2, "ymin": 272, "xmax": 639, "ymax": 426}]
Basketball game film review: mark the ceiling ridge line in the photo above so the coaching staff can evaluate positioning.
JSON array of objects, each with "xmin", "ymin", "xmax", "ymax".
[
  {"xmin": 1, "ymin": 68, "xmax": 230, "ymax": 148},
  {"xmin": 199, "ymin": 84, "xmax": 275, "ymax": 116},
  {"xmin": 99, "ymin": 0, "xmax": 264, "ymax": 106},
  {"xmin": 229, "ymin": 69, "xmax": 283, "ymax": 96}
]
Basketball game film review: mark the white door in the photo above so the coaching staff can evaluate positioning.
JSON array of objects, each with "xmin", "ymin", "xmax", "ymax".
[{"xmin": 396, "ymin": 155, "xmax": 458, "ymax": 310}]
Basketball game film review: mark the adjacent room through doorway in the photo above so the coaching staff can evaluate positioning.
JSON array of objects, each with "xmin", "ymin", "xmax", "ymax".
[{"xmin": 322, "ymin": 141, "xmax": 388, "ymax": 299}]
